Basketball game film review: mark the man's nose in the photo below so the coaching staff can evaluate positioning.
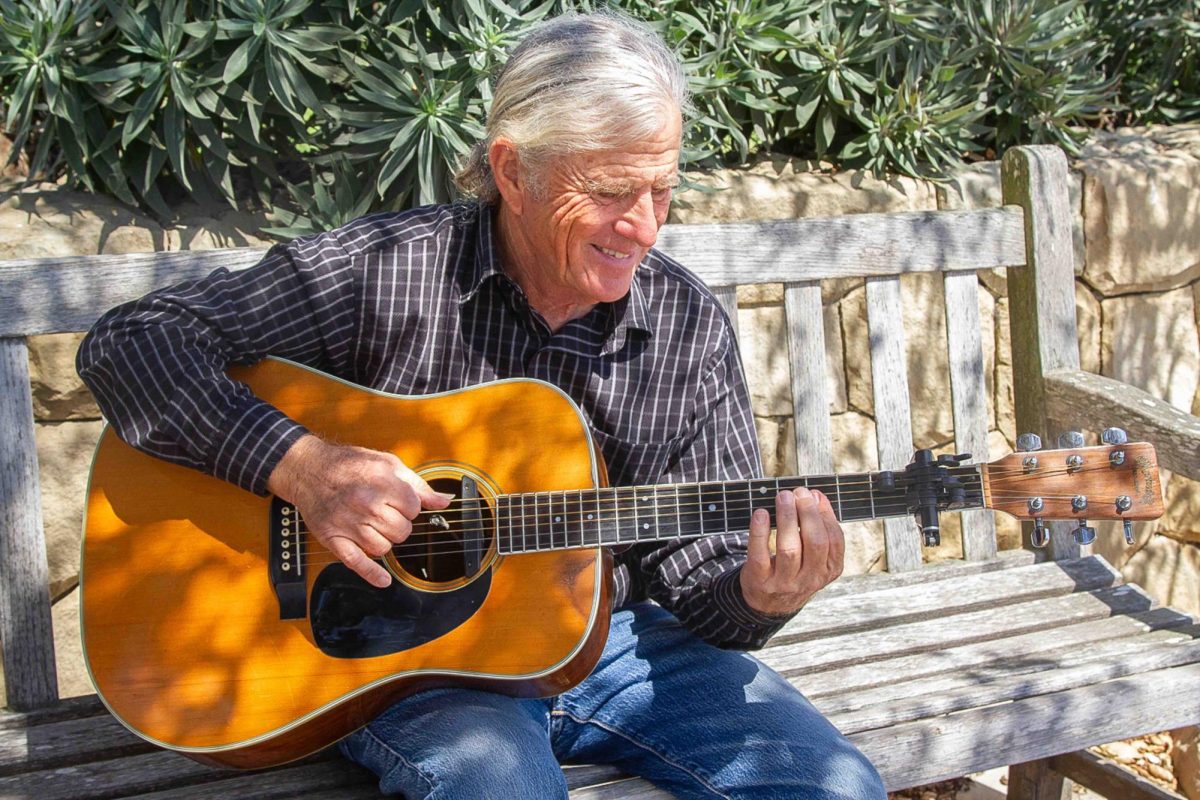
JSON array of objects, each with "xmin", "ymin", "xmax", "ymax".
[{"xmin": 614, "ymin": 189, "xmax": 661, "ymax": 248}]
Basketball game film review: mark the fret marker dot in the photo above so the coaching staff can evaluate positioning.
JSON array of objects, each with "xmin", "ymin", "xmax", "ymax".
[
  {"xmin": 708, "ymin": 504, "xmax": 716, "ymax": 512},
  {"xmin": 759, "ymin": 487, "xmax": 767, "ymax": 494},
  {"xmin": 643, "ymin": 523, "xmax": 650, "ymax": 530},
  {"xmin": 554, "ymin": 515, "xmax": 561, "ymax": 523},
  {"xmin": 587, "ymin": 514, "xmax": 594, "ymax": 520}
]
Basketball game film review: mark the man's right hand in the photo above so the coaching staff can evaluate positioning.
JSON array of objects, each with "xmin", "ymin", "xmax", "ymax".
[{"xmin": 266, "ymin": 434, "xmax": 452, "ymax": 588}]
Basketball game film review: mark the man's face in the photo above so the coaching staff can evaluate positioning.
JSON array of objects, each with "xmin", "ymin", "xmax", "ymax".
[{"xmin": 507, "ymin": 111, "xmax": 682, "ymax": 310}]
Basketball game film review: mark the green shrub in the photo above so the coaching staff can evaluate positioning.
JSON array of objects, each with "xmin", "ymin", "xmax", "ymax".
[{"xmin": 0, "ymin": 0, "xmax": 1188, "ymax": 235}]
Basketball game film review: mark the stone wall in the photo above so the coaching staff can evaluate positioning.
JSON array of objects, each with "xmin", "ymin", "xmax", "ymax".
[{"xmin": 3, "ymin": 125, "xmax": 1198, "ymax": 703}]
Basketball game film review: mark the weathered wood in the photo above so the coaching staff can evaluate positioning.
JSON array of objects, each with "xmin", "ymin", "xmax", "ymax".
[
  {"xmin": 865, "ymin": 275, "xmax": 921, "ymax": 571},
  {"xmin": 1009, "ymin": 760, "xmax": 1073, "ymax": 800},
  {"xmin": 851, "ymin": 662, "xmax": 1200, "ymax": 791},
  {"xmin": 1050, "ymin": 749, "xmax": 1188, "ymax": 800},
  {"xmin": 943, "ymin": 271, "xmax": 997, "ymax": 560},
  {"xmin": 817, "ymin": 550, "xmax": 1033, "ymax": 599},
  {"xmin": 784, "ymin": 281, "xmax": 834, "ymax": 474},
  {"xmin": 569, "ymin": 779, "xmax": 674, "ymax": 799},
  {"xmin": 789, "ymin": 608, "xmax": 1195, "ymax": 698},
  {"xmin": 0, "ymin": 707, "xmax": 153, "ymax": 775},
  {"xmin": 709, "ymin": 284, "xmax": 740, "ymax": 341},
  {"xmin": 768, "ymin": 583, "xmax": 1154, "ymax": 676},
  {"xmin": 1002, "ymin": 145, "xmax": 1081, "ymax": 560},
  {"xmin": 1045, "ymin": 368, "xmax": 1200, "ymax": 482},
  {"xmin": 0, "ymin": 694, "xmax": 106, "ymax": 732},
  {"xmin": 0, "ymin": 337, "xmax": 57, "ymax": 711},
  {"xmin": 120, "ymin": 759, "xmax": 369, "ymax": 799},
  {"xmin": 0, "ymin": 749, "xmax": 223, "ymax": 800},
  {"xmin": 777, "ymin": 556, "xmax": 1120, "ymax": 644},
  {"xmin": 829, "ymin": 635, "xmax": 1200, "ymax": 733},
  {"xmin": 656, "ymin": 207, "xmax": 1027, "ymax": 285}
]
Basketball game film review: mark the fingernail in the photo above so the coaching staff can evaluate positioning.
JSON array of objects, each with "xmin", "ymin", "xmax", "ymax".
[
  {"xmin": 435, "ymin": 491, "xmax": 456, "ymax": 499},
  {"xmin": 795, "ymin": 487, "xmax": 812, "ymax": 500}
]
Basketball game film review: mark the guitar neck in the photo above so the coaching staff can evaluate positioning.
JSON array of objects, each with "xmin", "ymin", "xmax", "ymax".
[{"xmin": 494, "ymin": 466, "xmax": 984, "ymax": 555}]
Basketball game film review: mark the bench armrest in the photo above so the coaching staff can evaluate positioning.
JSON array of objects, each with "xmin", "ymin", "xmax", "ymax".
[{"xmin": 1045, "ymin": 368, "xmax": 1200, "ymax": 481}]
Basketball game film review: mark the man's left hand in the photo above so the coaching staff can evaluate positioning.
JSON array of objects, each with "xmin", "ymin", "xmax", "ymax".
[{"xmin": 740, "ymin": 488, "xmax": 845, "ymax": 617}]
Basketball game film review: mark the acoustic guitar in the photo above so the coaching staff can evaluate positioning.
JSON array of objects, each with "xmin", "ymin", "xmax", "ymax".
[{"xmin": 81, "ymin": 358, "xmax": 1164, "ymax": 769}]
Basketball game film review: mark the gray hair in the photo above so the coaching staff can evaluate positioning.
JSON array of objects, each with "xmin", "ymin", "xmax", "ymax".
[{"xmin": 454, "ymin": 9, "xmax": 690, "ymax": 203}]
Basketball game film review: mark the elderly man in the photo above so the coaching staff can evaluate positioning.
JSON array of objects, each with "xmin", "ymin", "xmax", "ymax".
[{"xmin": 78, "ymin": 10, "xmax": 885, "ymax": 800}]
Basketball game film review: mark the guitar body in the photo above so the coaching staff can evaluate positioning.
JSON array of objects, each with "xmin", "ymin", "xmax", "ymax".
[{"xmin": 81, "ymin": 359, "xmax": 611, "ymax": 769}]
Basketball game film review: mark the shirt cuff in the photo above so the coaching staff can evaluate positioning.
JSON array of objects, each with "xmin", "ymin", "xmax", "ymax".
[
  {"xmin": 712, "ymin": 565, "xmax": 795, "ymax": 631},
  {"xmin": 210, "ymin": 394, "xmax": 311, "ymax": 496}
]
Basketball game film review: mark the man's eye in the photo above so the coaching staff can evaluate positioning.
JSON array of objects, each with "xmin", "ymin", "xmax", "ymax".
[{"xmin": 652, "ymin": 187, "xmax": 673, "ymax": 200}]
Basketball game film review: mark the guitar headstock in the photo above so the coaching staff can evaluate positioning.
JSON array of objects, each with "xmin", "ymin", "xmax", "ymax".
[{"xmin": 982, "ymin": 441, "xmax": 1164, "ymax": 522}]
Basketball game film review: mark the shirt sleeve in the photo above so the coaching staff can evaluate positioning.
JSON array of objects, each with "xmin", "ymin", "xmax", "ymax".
[
  {"xmin": 76, "ymin": 233, "xmax": 359, "ymax": 495},
  {"xmin": 632, "ymin": 321, "xmax": 796, "ymax": 651}
]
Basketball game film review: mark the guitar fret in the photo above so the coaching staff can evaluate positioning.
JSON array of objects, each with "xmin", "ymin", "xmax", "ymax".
[{"xmin": 833, "ymin": 473, "xmax": 843, "ymax": 520}]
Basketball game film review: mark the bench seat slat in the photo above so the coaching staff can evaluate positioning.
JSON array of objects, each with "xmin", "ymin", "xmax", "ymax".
[
  {"xmin": 816, "ymin": 549, "xmax": 1033, "ymax": 598},
  {"xmin": 766, "ymin": 584, "xmax": 1155, "ymax": 675},
  {"xmin": 790, "ymin": 607, "xmax": 1195, "ymax": 699},
  {"xmin": 777, "ymin": 555, "xmax": 1121, "ymax": 643},
  {"xmin": 123, "ymin": 759, "xmax": 371, "ymax": 800},
  {"xmin": 821, "ymin": 628, "xmax": 1200, "ymax": 725},
  {"xmin": 850, "ymin": 661, "xmax": 1200, "ymax": 791}
]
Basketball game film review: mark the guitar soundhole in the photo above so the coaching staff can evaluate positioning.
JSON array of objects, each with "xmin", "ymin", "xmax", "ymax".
[{"xmin": 393, "ymin": 476, "xmax": 495, "ymax": 584}]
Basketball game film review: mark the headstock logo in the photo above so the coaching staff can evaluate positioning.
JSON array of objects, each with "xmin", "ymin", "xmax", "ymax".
[{"xmin": 1133, "ymin": 455, "xmax": 1158, "ymax": 505}]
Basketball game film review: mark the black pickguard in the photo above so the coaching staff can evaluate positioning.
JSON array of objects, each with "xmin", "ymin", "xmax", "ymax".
[{"xmin": 310, "ymin": 564, "xmax": 491, "ymax": 659}]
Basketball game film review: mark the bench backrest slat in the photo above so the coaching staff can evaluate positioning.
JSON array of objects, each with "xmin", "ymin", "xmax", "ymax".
[
  {"xmin": 865, "ymin": 276, "xmax": 923, "ymax": 572},
  {"xmin": 784, "ymin": 281, "xmax": 834, "ymax": 475},
  {"xmin": 0, "ymin": 337, "xmax": 58, "ymax": 710},
  {"xmin": 943, "ymin": 271, "xmax": 999, "ymax": 561},
  {"xmin": 657, "ymin": 207, "xmax": 1027, "ymax": 285}
]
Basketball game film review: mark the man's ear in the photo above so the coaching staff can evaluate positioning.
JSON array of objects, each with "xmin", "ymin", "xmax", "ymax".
[{"xmin": 489, "ymin": 138, "xmax": 524, "ymax": 215}]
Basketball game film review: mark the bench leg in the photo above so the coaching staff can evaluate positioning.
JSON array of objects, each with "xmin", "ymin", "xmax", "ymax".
[{"xmin": 1008, "ymin": 758, "xmax": 1072, "ymax": 800}]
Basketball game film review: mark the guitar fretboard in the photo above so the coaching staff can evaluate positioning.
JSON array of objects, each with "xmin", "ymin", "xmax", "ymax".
[{"xmin": 494, "ymin": 468, "xmax": 983, "ymax": 554}]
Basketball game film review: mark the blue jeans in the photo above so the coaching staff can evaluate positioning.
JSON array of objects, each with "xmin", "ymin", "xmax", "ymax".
[{"xmin": 339, "ymin": 603, "xmax": 885, "ymax": 799}]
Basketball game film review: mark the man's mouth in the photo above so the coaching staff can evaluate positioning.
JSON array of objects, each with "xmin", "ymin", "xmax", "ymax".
[{"xmin": 594, "ymin": 245, "xmax": 632, "ymax": 260}]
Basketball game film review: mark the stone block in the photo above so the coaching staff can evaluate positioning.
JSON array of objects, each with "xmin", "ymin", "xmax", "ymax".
[
  {"xmin": 1162, "ymin": 472, "xmax": 1200, "ymax": 543},
  {"xmin": 1079, "ymin": 138, "xmax": 1200, "ymax": 294},
  {"xmin": 830, "ymin": 410, "xmax": 879, "ymax": 473},
  {"xmin": 841, "ymin": 273, "xmax": 996, "ymax": 447},
  {"xmin": 754, "ymin": 415, "xmax": 792, "ymax": 478},
  {"xmin": 36, "ymin": 420, "xmax": 105, "ymax": 599},
  {"xmin": 27, "ymin": 332, "xmax": 100, "ymax": 421},
  {"xmin": 672, "ymin": 158, "xmax": 937, "ymax": 225},
  {"xmin": 1075, "ymin": 282, "xmax": 1103, "ymax": 376},
  {"xmin": 51, "ymin": 586, "xmax": 92, "ymax": 699},
  {"xmin": 737, "ymin": 303, "xmax": 846, "ymax": 418},
  {"xmin": 1120, "ymin": 533, "xmax": 1200, "ymax": 620},
  {"xmin": 0, "ymin": 187, "xmax": 166, "ymax": 260},
  {"xmin": 166, "ymin": 204, "xmax": 275, "ymax": 251},
  {"xmin": 1101, "ymin": 289, "xmax": 1200, "ymax": 414}
]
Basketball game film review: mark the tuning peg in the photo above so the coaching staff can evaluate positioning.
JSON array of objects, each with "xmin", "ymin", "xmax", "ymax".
[
  {"xmin": 1102, "ymin": 427, "xmax": 1128, "ymax": 445},
  {"xmin": 1016, "ymin": 433, "xmax": 1042, "ymax": 452},
  {"xmin": 1124, "ymin": 519, "xmax": 1135, "ymax": 545},
  {"xmin": 1072, "ymin": 521, "xmax": 1096, "ymax": 546},
  {"xmin": 1058, "ymin": 431, "xmax": 1085, "ymax": 449},
  {"xmin": 1031, "ymin": 519, "xmax": 1050, "ymax": 548}
]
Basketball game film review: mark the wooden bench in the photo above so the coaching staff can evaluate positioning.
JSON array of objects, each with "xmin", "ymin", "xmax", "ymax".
[{"xmin": 3, "ymin": 144, "xmax": 1200, "ymax": 799}]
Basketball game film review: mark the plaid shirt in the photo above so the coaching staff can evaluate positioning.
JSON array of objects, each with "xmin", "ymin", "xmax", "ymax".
[{"xmin": 78, "ymin": 203, "xmax": 787, "ymax": 649}]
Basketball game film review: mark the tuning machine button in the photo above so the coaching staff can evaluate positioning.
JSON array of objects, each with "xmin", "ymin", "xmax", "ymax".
[
  {"xmin": 1102, "ymin": 427, "xmax": 1128, "ymax": 445},
  {"xmin": 1058, "ymin": 431, "xmax": 1085, "ymax": 449},
  {"xmin": 1123, "ymin": 520, "xmax": 1136, "ymax": 545},
  {"xmin": 1073, "ymin": 521, "xmax": 1097, "ymax": 546},
  {"xmin": 1016, "ymin": 433, "xmax": 1043, "ymax": 452}
]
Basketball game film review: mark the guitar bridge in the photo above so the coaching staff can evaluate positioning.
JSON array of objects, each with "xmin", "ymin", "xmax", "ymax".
[{"xmin": 270, "ymin": 496, "xmax": 307, "ymax": 620}]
